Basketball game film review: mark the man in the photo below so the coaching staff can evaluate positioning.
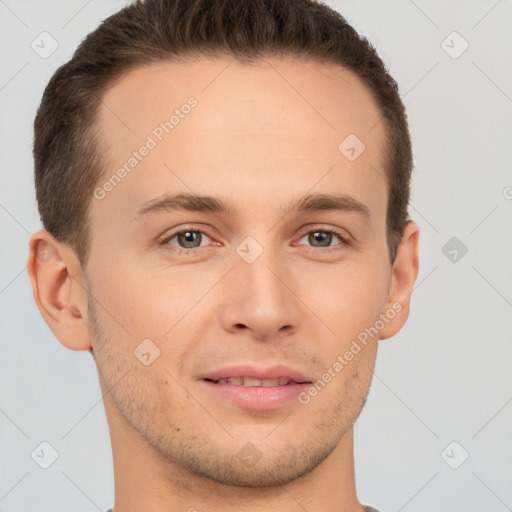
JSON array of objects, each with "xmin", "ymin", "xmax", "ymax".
[{"xmin": 27, "ymin": 0, "xmax": 419, "ymax": 510}]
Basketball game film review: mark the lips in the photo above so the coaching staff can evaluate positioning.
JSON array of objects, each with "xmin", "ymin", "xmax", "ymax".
[
  {"xmin": 201, "ymin": 367, "xmax": 312, "ymax": 409},
  {"xmin": 208, "ymin": 376, "xmax": 292, "ymax": 387},
  {"xmin": 201, "ymin": 364, "xmax": 311, "ymax": 387}
]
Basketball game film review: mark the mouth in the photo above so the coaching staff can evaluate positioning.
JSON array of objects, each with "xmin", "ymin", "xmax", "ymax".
[
  {"xmin": 200, "ymin": 365, "xmax": 313, "ymax": 409},
  {"xmin": 203, "ymin": 377, "xmax": 310, "ymax": 387}
]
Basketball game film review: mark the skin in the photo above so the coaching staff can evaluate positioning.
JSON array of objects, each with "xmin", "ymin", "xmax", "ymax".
[{"xmin": 27, "ymin": 56, "xmax": 419, "ymax": 512}]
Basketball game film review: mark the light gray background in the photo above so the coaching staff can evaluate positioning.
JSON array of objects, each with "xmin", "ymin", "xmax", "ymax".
[{"xmin": 1, "ymin": 1, "xmax": 511, "ymax": 511}]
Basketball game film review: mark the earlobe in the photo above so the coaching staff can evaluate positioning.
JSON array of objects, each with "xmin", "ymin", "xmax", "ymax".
[
  {"xmin": 379, "ymin": 221, "xmax": 420, "ymax": 340},
  {"xmin": 27, "ymin": 230, "xmax": 92, "ymax": 351}
]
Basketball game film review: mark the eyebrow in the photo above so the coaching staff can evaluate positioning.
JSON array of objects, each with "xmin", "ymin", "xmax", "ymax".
[{"xmin": 135, "ymin": 192, "xmax": 371, "ymax": 222}]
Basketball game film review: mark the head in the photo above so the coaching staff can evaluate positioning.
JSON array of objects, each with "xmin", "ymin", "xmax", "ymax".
[{"xmin": 28, "ymin": 0, "xmax": 419, "ymax": 489}]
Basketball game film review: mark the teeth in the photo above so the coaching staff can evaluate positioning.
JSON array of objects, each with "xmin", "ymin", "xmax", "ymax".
[
  {"xmin": 243, "ymin": 377, "xmax": 262, "ymax": 387},
  {"xmin": 215, "ymin": 377, "xmax": 291, "ymax": 386},
  {"xmin": 262, "ymin": 379, "xmax": 280, "ymax": 387}
]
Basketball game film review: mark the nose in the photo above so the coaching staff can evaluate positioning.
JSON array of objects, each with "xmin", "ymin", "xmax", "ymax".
[{"xmin": 219, "ymin": 245, "xmax": 303, "ymax": 341}]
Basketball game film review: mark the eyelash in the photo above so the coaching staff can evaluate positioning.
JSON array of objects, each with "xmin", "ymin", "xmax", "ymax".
[{"xmin": 158, "ymin": 225, "xmax": 351, "ymax": 255}]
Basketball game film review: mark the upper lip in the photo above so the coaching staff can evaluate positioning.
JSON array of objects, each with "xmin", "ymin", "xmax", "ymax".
[{"xmin": 201, "ymin": 364, "xmax": 311, "ymax": 383}]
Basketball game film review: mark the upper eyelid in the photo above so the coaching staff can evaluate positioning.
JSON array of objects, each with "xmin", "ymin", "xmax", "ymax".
[
  {"xmin": 159, "ymin": 224, "xmax": 212, "ymax": 239},
  {"xmin": 298, "ymin": 226, "xmax": 348, "ymax": 237},
  {"xmin": 296, "ymin": 224, "xmax": 351, "ymax": 243},
  {"xmin": 160, "ymin": 227, "xmax": 213, "ymax": 245}
]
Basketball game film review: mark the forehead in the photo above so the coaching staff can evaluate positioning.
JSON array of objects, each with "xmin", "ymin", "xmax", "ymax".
[
  {"xmin": 98, "ymin": 56, "xmax": 384, "ymax": 146},
  {"xmin": 93, "ymin": 56, "xmax": 387, "ymax": 224}
]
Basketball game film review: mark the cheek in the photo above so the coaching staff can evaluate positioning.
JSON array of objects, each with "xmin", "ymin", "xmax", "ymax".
[
  {"xmin": 297, "ymin": 260, "xmax": 390, "ymax": 338},
  {"xmin": 90, "ymin": 254, "xmax": 221, "ymax": 346}
]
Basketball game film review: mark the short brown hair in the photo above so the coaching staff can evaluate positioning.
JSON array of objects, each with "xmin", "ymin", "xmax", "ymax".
[{"xmin": 34, "ymin": 0, "xmax": 413, "ymax": 267}]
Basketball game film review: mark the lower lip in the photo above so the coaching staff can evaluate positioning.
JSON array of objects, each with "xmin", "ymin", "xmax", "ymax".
[{"xmin": 201, "ymin": 380, "xmax": 311, "ymax": 410}]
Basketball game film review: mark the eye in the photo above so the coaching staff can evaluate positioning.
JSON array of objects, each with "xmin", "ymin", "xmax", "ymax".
[
  {"xmin": 160, "ymin": 228, "xmax": 213, "ymax": 250},
  {"xmin": 157, "ymin": 225, "xmax": 350, "ymax": 256},
  {"xmin": 297, "ymin": 228, "xmax": 349, "ymax": 249}
]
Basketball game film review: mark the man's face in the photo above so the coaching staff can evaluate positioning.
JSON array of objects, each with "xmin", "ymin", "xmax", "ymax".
[{"xmin": 87, "ymin": 56, "xmax": 391, "ymax": 486}]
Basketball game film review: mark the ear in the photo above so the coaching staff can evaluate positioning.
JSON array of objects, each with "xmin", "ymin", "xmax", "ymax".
[
  {"xmin": 27, "ymin": 229, "xmax": 92, "ymax": 351},
  {"xmin": 379, "ymin": 220, "xmax": 420, "ymax": 340}
]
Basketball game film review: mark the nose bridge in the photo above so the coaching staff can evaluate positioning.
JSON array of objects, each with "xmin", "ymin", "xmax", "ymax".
[{"xmin": 240, "ymin": 247, "xmax": 287, "ymax": 304}]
